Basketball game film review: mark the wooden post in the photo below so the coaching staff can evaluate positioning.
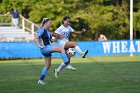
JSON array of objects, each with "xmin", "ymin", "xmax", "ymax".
[
  {"xmin": 31, "ymin": 24, "xmax": 34, "ymax": 39},
  {"xmin": 22, "ymin": 17, "xmax": 25, "ymax": 32}
]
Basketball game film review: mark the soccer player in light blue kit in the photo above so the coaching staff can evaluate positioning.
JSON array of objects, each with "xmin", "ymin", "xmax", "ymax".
[{"xmin": 34, "ymin": 18, "xmax": 70, "ymax": 85}]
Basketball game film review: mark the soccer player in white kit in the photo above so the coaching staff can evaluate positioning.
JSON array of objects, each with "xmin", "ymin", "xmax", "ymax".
[{"xmin": 54, "ymin": 16, "xmax": 88, "ymax": 78}]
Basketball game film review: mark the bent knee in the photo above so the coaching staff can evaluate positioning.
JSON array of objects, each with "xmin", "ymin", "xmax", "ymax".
[{"xmin": 72, "ymin": 42, "xmax": 77, "ymax": 47}]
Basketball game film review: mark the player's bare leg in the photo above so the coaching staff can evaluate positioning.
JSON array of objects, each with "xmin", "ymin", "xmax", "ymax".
[{"xmin": 65, "ymin": 41, "xmax": 88, "ymax": 58}]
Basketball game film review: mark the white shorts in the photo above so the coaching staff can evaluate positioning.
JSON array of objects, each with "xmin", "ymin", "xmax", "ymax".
[
  {"xmin": 12, "ymin": 18, "xmax": 19, "ymax": 29},
  {"xmin": 59, "ymin": 41, "xmax": 67, "ymax": 48}
]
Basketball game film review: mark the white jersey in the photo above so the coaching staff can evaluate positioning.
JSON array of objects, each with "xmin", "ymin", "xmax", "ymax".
[{"xmin": 55, "ymin": 25, "xmax": 75, "ymax": 44}]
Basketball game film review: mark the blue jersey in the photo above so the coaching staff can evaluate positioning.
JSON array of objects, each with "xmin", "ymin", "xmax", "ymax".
[
  {"xmin": 36, "ymin": 28, "xmax": 52, "ymax": 46},
  {"xmin": 10, "ymin": 11, "xmax": 19, "ymax": 18}
]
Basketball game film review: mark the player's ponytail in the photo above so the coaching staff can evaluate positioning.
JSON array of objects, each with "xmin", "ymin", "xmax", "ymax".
[
  {"xmin": 42, "ymin": 18, "xmax": 50, "ymax": 27},
  {"xmin": 62, "ymin": 16, "xmax": 71, "ymax": 24}
]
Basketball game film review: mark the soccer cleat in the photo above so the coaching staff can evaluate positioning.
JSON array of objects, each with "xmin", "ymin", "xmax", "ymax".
[
  {"xmin": 54, "ymin": 69, "xmax": 59, "ymax": 78},
  {"xmin": 38, "ymin": 80, "xmax": 45, "ymax": 85},
  {"xmin": 82, "ymin": 50, "xmax": 88, "ymax": 58},
  {"xmin": 66, "ymin": 65, "xmax": 76, "ymax": 70}
]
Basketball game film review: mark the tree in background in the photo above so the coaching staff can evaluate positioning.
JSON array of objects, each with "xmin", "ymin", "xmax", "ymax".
[
  {"xmin": 134, "ymin": 0, "xmax": 140, "ymax": 39},
  {"xmin": 0, "ymin": 0, "xmax": 138, "ymax": 40}
]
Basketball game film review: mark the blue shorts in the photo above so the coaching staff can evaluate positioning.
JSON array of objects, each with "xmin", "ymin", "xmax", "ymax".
[{"xmin": 40, "ymin": 45, "xmax": 54, "ymax": 58}]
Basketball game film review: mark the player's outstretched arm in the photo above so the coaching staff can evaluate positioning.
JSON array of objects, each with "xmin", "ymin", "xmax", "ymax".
[
  {"xmin": 73, "ymin": 29, "xmax": 86, "ymax": 34},
  {"xmin": 52, "ymin": 32, "xmax": 61, "ymax": 39},
  {"xmin": 50, "ymin": 32, "xmax": 61, "ymax": 42},
  {"xmin": 4, "ymin": 12, "xmax": 10, "ymax": 16},
  {"xmin": 51, "ymin": 37, "xmax": 58, "ymax": 42}
]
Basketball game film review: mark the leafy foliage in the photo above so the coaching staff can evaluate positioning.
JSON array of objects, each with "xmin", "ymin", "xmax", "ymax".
[{"xmin": 0, "ymin": 0, "xmax": 138, "ymax": 40}]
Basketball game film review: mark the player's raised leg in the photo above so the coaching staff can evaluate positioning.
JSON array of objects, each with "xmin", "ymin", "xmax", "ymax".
[
  {"xmin": 65, "ymin": 41, "xmax": 88, "ymax": 58},
  {"xmin": 52, "ymin": 46, "xmax": 70, "ymax": 78}
]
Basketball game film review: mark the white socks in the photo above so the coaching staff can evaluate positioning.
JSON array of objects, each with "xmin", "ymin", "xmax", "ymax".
[
  {"xmin": 56, "ymin": 46, "xmax": 83, "ymax": 72},
  {"xmin": 56, "ymin": 62, "xmax": 66, "ymax": 72},
  {"xmin": 66, "ymin": 64, "xmax": 72, "ymax": 68},
  {"xmin": 75, "ymin": 46, "xmax": 83, "ymax": 55}
]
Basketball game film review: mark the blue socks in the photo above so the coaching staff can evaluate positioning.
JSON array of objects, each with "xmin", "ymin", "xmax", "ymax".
[
  {"xmin": 40, "ymin": 67, "xmax": 48, "ymax": 80},
  {"xmin": 39, "ymin": 53, "xmax": 69, "ymax": 80},
  {"xmin": 61, "ymin": 52, "xmax": 69, "ymax": 65}
]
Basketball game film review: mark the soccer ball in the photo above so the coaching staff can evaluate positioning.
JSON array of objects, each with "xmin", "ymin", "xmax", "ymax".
[{"xmin": 67, "ymin": 48, "xmax": 76, "ymax": 57}]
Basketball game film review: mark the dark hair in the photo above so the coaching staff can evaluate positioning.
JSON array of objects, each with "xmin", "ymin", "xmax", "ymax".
[
  {"xmin": 62, "ymin": 16, "xmax": 71, "ymax": 24},
  {"xmin": 13, "ymin": 8, "xmax": 16, "ymax": 10},
  {"xmin": 12, "ymin": 8, "xmax": 17, "ymax": 11},
  {"xmin": 42, "ymin": 18, "xmax": 50, "ymax": 27}
]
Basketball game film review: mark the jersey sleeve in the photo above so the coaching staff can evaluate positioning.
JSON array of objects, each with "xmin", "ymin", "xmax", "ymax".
[
  {"xmin": 69, "ymin": 26, "xmax": 75, "ymax": 32},
  {"xmin": 55, "ymin": 27, "xmax": 62, "ymax": 34},
  {"xmin": 36, "ymin": 29, "xmax": 44, "ymax": 37}
]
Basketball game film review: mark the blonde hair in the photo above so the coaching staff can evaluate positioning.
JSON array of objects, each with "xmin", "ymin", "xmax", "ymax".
[{"xmin": 42, "ymin": 18, "xmax": 50, "ymax": 27}]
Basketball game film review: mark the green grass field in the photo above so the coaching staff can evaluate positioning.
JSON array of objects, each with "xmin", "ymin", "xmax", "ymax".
[{"xmin": 0, "ymin": 55, "xmax": 140, "ymax": 93}]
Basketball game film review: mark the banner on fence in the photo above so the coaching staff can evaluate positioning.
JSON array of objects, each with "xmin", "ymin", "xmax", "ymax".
[{"xmin": 0, "ymin": 40, "xmax": 139, "ymax": 58}]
